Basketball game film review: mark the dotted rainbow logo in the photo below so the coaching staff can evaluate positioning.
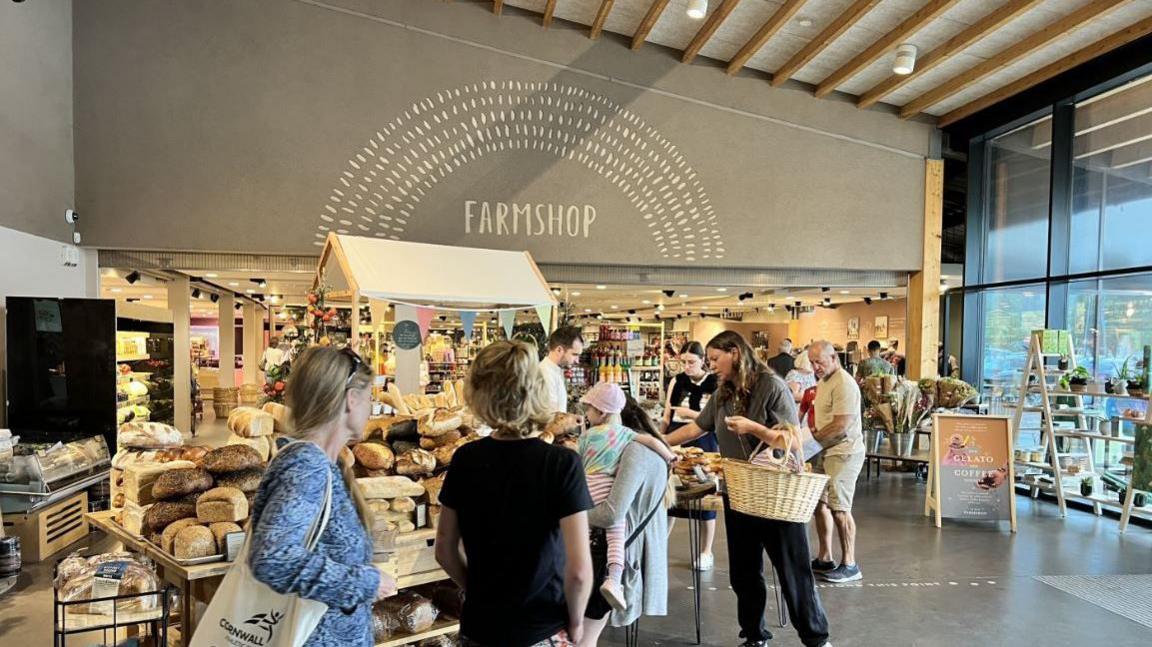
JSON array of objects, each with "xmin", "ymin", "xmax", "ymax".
[{"xmin": 315, "ymin": 80, "xmax": 725, "ymax": 261}]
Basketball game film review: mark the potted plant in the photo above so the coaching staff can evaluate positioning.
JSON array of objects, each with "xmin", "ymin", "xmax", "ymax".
[
  {"xmin": 1057, "ymin": 355, "xmax": 1070, "ymax": 371},
  {"xmin": 1127, "ymin": 375, "xmax": 1146, "ymax": 398},
  {"xmin": 1066, "ymin": 366, "xmax": 1091, "ymax": 393},
  {"xmin": 1113, "ymin": 358, "xmax": 1131, "ymax": 396},
  {"xmin": 1080, "ymin": 476, "xmax": 1094, "ymax": 498}
]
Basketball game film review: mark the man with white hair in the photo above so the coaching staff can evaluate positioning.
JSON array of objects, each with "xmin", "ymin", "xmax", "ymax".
[
  {"xmin": 807, "ymin": 340, "xmax": 865, "ymax": 583},
  {"xmin": 767, "ymin": 337, "xmax": 795, "ymax": 377}
]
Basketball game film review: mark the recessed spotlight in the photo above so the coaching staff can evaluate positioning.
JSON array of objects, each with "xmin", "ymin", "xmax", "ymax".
[
  {"xmin": 717, "ymin": 288, "xmax": 728, "ymax": 292},
  {"xmin": 142, "ymin": 295, "xmax": 153, "ymax": 300},
  {"xmin": 584, "ymin": 308, "xmax": 592, "ymax": 313},
  {"xmin": 611, "ymin": 305, "xmax": 619, "ymax": 309},
  {"xmin": 797, "ymin": 17, "xmax": 813, "ymax": 27},
  {"xmin": 642, "ymin": 300, "xmax": 651, "ymax": 304},
  {"xmin": 840, "ymin": 290, "xmax": 851, "ymax": 294},
  {"xmin": 205, "ymin": 273, "xmax": 218, "ymax": 278},
  {"xmin": 572, "ymin": 291, "xmax": 582, "ymax": 297},
  {"xmin": 228, "ymin": 282, "xmax": 240, "ymax": 287},
  {"xmin": 686, "ymin": 0, "xmax": 707, "ymax": 20},
  {"xmin": 679, "ymin": 293, "xmax": 689, "ymax": 298},
  {"xmin": 595, "ymin": 285, "xmax": 607, "ymax": 290},
  {"xmin": 246, "ymin": 289, "xmax": 256, "ymax": 294},
  {"xmin": 110, "ymin": 288, "xmax": 123, "ymax": 293}
]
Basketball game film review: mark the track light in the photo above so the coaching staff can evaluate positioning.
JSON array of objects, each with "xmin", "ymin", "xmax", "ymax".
[
  {"xmin": 210, "ymin": 293, "xmax": 220, "ymax": 303},
  {"xmin": 663, "ymin": 290, "xmax": 675, "ymax": 298},
  {"xmin": 686, "ymin": 0, "xmax": 707, "ymax": 20},
  {"xmin": 879, "ymin": 292, "xmax": 889, "ymax": 300},
  {"xmin": 235, "ymin": 303, "xmax": 242, "ymax": 311},
  {"xmin": 439, "ymin": 315, "xmax": 447, "ymax": 321},
  {"xmin": 191, "ymin": 288, "xmax": 201, "ymax": 299},
  {"xmin": 823, "ymin": 297, "xmax": 832, "ymax": 307},
  {"xmin": 795, "ymin": 301, "xmax": 802, "ymax": 309},
  {"xmin": 251, "ymin": 278, "xmax": 267, "ymax": 288},
  {"xmin": 821, "ymin": 287, "xmax": 830, "ymax": 293},
  {"xmin": 125, "ymin": 271, "xmax": 141, "ymax": 284},
  {"xmin": 864, "ymin": 297, "xmax": 873, "ymax": 305},
  {"xmin": 628, "ymin": 309, "xmax": 636, "ymax": 315},
  {"xmin": 768, "ymin": 303, "xmax": 776, "ymax": 312},
  {"xmin": 893, "ymin": 44, "xmax": 918, "ymax": 75}
]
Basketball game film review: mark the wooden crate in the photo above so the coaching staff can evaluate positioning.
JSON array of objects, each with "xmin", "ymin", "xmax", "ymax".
[{"xmin": 3, "ymin": 491, "xmax": 90, "ymax": 562}]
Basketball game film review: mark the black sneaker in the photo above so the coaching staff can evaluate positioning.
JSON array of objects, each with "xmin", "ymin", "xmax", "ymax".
[
  {"xmin": 822, "ymin": 563, "xmax": 862, "ymax": 583},
  {"xmin": 738, "ymin": 641, "xmax": 769, "ymax": 647},
  {"xmin": 811, "ymin": 558, "xmax": 836, "ymax": 574}
]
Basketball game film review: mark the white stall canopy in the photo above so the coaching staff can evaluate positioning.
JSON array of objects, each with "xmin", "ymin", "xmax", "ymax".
[{"xmin": 316, "ymin": 233, "xmax": 557, "ymax": 310}]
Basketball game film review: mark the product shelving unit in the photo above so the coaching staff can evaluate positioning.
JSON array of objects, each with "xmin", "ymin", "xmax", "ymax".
[
  {"xmin": 1011, "ymin": 331, "xmax": 1151, "ymax": 531},
  {"xmin": 372, "ymin": 530, "xmax": 460, "ymax": 646}
]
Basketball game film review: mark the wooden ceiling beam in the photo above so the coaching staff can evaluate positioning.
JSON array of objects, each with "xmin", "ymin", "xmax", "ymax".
[
  {"xmin": 857, "ymin": 0, "xmax": 1045, "ymax": 110},
  {"xmin": 590, "ymin": 0, "xmax": 615, "ymax": 39},
  {"xmin": 771, "ymin": 0, "xmax": 881, "ymax": 87},
  {"xmin": 901, "ymin": 0, "xmax": 1128, "ymax": 119},
  {"xmin": 683, "ymin": 0, "xmax": 743, "ymax": 64},
  {"xmin": 543, "ymin": 0, "xmax": 558, "ymax": 28},
  {"xmin": 939, "ymin": 15, "xmax": 1152, "ymax": 127},
  {"xmin": 815, "ymin": 0, "xmax": 960, "ymax": 98},
  {"xmin": 726, "ymin": 0, "xmax": 809, "ymax": 74},
  {"xmin": 632, "ymin": 0, "xmax": 671, "ymax": 50},
  {"xmin": 493, "ymin": 0, "xmax": 504, "ymax": 16}
]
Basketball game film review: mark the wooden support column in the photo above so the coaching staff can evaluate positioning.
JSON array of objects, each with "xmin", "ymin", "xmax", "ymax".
[
  {"xmin": 169, "ymin": 276, "xmax": 193, "ymax": 434},
  {"xmin": 218, "ymin": 294, "xmax": 236, "ymax": 388},
  {"xmin": 907, "ymin": 159, "xmax": 943, "ymax": 380},
  {"xmin": 242, "ymin": 302, "xmax": 262, "ymax": 385}
]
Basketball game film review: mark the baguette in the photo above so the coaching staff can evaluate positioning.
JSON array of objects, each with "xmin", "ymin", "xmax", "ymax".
[
  {"xmin": 388, "ymin": 383, "xmax": 411, "ymax": 416},
  {"xmin": 390, "ymin": 497, "xmax": 416, "ymax": 513},
  {"xmin": 357, "ymin": 476, "xmax": 425, "ymax": 499}
]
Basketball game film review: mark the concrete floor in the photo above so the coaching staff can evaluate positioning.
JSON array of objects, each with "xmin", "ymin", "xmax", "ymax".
[{"xmin": 3, "ymin": 422, "xmax": 1151, "ymax": 646}]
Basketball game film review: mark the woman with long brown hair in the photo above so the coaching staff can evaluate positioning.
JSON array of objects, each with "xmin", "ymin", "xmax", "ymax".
[{"xmin": 665, "ymin": 331, "xmax": 831, "ymax": 647}]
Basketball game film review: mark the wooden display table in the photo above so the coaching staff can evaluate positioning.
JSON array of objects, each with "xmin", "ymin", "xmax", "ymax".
[{"xmin": 87, "ymin": 510, "xmax": 229, "ymax": 641}]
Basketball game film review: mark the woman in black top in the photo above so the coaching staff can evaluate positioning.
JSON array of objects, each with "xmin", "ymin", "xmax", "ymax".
[
  {"xmin": 665, "ymin": 331, "xmax": 830, "ymax": 647},
  {"xmin": 661, "ymin": 341, "xmax": 720, "ymax": 570}
]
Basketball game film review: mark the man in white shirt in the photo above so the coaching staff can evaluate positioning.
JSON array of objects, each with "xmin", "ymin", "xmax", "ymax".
[
  {"xmin": 807, "ymin": 340, "xmax": 865, "ymax": 584},
  {"xmin": 539, "ymin": 326, "xmax": 584, "ymax": 414},
  {"xmin": 259, "ymin": 337, "xmax": 288, "ymax": 385}
]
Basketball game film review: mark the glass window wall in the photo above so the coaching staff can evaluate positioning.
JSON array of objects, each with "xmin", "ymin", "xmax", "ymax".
[{"xmin": 982, "ymin": 119, "xmax": 1051, "ymax": 283}]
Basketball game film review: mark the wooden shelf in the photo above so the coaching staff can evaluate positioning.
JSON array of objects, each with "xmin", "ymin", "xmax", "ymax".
[
  {"xmin": 375, "ymin": 619, "xmax": 460, "ymax": 647},
  {"xmin": 1021, "ymin": 406, "xmax": 1106, "ymax": 417},
  {"xmin": 117, "ymin": 354, "xmax": 151, "ymax": 362},
  {"xmin": 1028, "ymin": 386, "xmax": 1150, "ymax": 402},
  {"xmin": 392, "ymin": 568, "xmax": 450, "ymax": 589},
  {"xmin": 1053, "ymin": 431, "xmax": 1135, "ymax": 445}
]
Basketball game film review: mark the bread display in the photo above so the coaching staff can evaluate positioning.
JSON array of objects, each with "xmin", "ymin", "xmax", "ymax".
[
  {"xmin": 390, "ymin": 496, "xmax": 417, "ymax": 513},
  {"xmin": 151, "ymin": 467, "xmax": 214, "ymax": 501},
  {"xmin": 120, "ymin": 501, "xmax": 150, "ymax": 535},
  {"xmin": 122, "ymin": 460, "xmax": 198, "ymax": 505},
  {"xmin": 418, "ymin": 410, "xmax": 463, "ymax": 438},
  {"xmin": 376, "ymin": 591, "xmax": 439, "ymax": 634},
  {"xmin": 357, "ymin": 476, "xmax": 426, "ymax": 499},
  {"xmin": 202, "ymin": 445, "xmax": 264, "ymax": 473},
  {"xmin": 425, "ymin": 582, "xmax": 464, "ymax": 619},
  {"xmin": 391, "ymin": 440, "xmax": 419, "ymax": 455},
  {"xmin": 419, "ymin": 635, "xmax": 459, "ymax": 647},
  {"xmin": 197, "ymin": 487, "xmax": 249, "ymax": 523},
  {"xmin": 262, "ymin": 401, "xmax": 289, "ymax": 433},
  {"xmin": 209, "ymin": 521, "xmax": 243, "ymax": 552},
  {"xmin": 166, "ymin": 446, "xmax": 211, "ymax": 464},
  {"xmin": 214, "ymin": 467, "xmax": 263, "ymax": 493},
  {"xmin": 57, "ymin": 558, "xmax": 161, "ymax": 614},
  {"xmin": 117, "ymin": 421, "xmax": 184, "ymax": 449},
  {"xmin": 419, "ymin": 430, "xmax": 462, "ymax": 450},
  {"xmin": 228, "ymin": 406, "xmax": 275, "ymax": 438},
  {"xmin": 143, "ymin": 501, "xmax": 198, "ymax": 533},
  {"xmin": 161, "ymin": 518, "xmax": 202, "ymax": 554},
  {"xmin": 226, "ymin": 433, "xmax": 275, "ymax": 462},
  {"xmin": 367, "ymin": 499, "xmax": 391, "ymax": 516},
  {"xmin": 396, "ymin": 449, "xmax": 436, "ymax": 477},
  {"xmin": 421, "ymin": 474, "xmax": 445, "ymax": 506},
  {"xmin": 354, "ymin": 442, "xmax": 396, "ymax": 471},
  {"xmin": 174, "ymin": 525, "xmax": 216, "ymax": 560}
]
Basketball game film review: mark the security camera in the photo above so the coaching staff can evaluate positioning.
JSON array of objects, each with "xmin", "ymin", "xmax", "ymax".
[{"xmin": 66, "ymin": 209, "xmax": 80, "ymax": 224}]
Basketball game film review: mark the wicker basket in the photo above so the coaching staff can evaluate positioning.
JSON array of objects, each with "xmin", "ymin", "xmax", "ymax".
[
  {"xmin": 723, "ymin": 425, "xmax": 824, "ymax": 520},
  {"xmin": 239, "ymin": 384, "xmax": 263, "ymax": 407},
  {"xmin": 212, "ymin": 387, "xmax": 239, "ymax": 418}
]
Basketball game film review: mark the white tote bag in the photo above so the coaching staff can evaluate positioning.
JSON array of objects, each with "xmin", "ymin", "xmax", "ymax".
[{"xmin": 190, "ymin": 470, "xmax": 333, "ymax": 647}]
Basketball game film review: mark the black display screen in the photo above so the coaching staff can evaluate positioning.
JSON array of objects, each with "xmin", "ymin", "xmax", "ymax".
[{"xmin": 5, "ymin": 297, "xmax": 117, "ymax": 449}]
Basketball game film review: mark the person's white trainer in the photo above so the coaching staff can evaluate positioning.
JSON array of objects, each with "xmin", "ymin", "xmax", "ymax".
[{"xmin": 696, "ymin": 552, "xmax": 715, "ymax": 571}]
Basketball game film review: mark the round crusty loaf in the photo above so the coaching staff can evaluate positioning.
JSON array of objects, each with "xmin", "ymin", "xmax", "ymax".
[
  {"xmin": 209, "ymin": 521, "xmax": 242, "ymax": 553},
  {"xmin": 202, "ymin": 445, "xmax": 264, "ymax": 474},
  {"xmin": 354, "ymin": 442, "xmax": 395, "ymax": 471},
  {"xmin": 152, "ymin": 467, "xmax": 214, "ymax": 501},
  {"xmin": 173, "ymin": 525, "xmax": 216, "ymax": 560},
  {"xmin": 214, "ymin": 468, "xmax": 263, "ymax": 493},
  {"xmin": 161, "ymin": 518, "xmax": 201, "ymax": 554},
  {"xmin": 395, "ymin": 449, "xmax": 436, "ymax": 477},
  {"xmin": 419, "ymin": 430, "xmax": 462, "ymax": 450},
  {"xmin": 144, "ymin": 501, "xmax": 198, "ymax": 532}
]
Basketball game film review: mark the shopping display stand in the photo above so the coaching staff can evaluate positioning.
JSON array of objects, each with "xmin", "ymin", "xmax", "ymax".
[
  {"xmin": 1011, "ymin": 331, "xmax": 1152, "ymax": 531},
  {"xmin": 86, "ymin": 510, "xmax": 229, "ymax": 641},
  {"xmin": 371, "ymin": 529, "xmax": 461, "ymax": 645},
  {"xmin": 54, "ymin": 581, "xmax": 173, "ymax": 647}
]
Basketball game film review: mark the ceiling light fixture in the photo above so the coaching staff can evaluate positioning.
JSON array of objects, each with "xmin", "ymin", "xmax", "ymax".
[
  {"xmin": 205, "ymin": 273, "xmax": 218, "ymax": 278},
  {"xmin": 797, "ymin": 17, "xmax": 813, "ymax": 27},
  {"xmin": 142, "ymin": 295, "xmax": 153, "ymax": 300},
  {"xmin": 823, "ymin": 297, "xmax": 832, "ymax": 307},
  {"xmin": 110, "ymin": 287, "xmax": 123, "ymax": 293},
  {"xmin": 893, "ymin": 44, "xmax": 918, "ymax": 76},
  {"xmin": 642, "ymin": 300, "xmax": 651, "ymax": 304},
  {"xmin": 210, "ymin": 294, "xmax": 220, "ymax": 303},
  {"xmin": 864, "ymin": 297, "xmax": 873, "ymax": 305},
  {"xmin": 572, "ymin": 291, "xmax": 582, "ymax": 297},
  {"xmin": 686, "ymin": 0, "xmax": 707, "ymax": 20},
  {"xmin": 840, "ymin": 290, "xmax": 851, "ymax": 295},
  {"xmin": 821, "ymin": 287, "xmax": 830, "ymax": 293},
  {"xmin": 879, "ymin": 291, "xmax": 889, "ymax": 300},
  {"xmin": 191, "ymin": 288, "xmax": 201, "ymax": 299},
  {"xmin": 611, "ymin": 305, "xmax": 619, "ymax": 309},
  {"xmin": 716, "ymin": 287, "xmax": 728, "ymax": 292},
  {"xmin": 228, "ymin": 281, "xmax": 240, "ymax": 287},
  {"xmin": 679, "ymin": 293, "xmax": 688, "ymax": 298}
]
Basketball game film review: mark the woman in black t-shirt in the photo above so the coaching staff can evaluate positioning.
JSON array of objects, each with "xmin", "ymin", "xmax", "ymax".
[
  {"xmin": 436, "ymin": 341, "xmax": 594, "ymax": 647},
  {"xmin": 662, "ymin": 341, "xmax": 720, "ymax": 570}
]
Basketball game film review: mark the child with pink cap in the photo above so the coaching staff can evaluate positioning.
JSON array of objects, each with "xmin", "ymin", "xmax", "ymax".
[{"xmin": 579, "ymin": 381, "xmax": 675, "ymax": 611}]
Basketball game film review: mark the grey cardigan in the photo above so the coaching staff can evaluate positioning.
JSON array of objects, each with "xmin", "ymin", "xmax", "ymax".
[{"xmin": 588, "ymin": 442, "xmax": 669, "ymax": 626}]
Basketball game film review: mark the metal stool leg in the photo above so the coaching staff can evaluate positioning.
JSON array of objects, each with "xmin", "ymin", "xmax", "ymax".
[
  {"xmin": 688, "ymin": 500, "xmax": 703, "ymax": 645},
  {"xmin": 772, "ymin": 566, "xmax": 788, "ymax": 628}
]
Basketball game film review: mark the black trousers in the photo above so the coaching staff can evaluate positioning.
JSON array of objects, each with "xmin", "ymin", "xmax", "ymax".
[{"xmin": 723, "ymin": 498, "xmax": 830, "ymax": 646}]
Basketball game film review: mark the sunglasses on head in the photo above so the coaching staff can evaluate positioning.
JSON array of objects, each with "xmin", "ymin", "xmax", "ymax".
[{"xmin": 340, "ymin": 347, "xmax": 365, "ymax": 388}]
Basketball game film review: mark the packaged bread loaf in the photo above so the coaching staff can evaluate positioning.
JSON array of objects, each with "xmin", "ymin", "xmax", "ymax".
[
  {"xmin": 202, "ymin": 445, "xmax": 264, "ymax": 474},
  {"xmin": 117, "ymin": 421, "xmax": 184, "ymax": 449},
  {"xmin": 426, "ymin": 582, "xmax": 464, "ymax": 618},
  {"xmin": 396, "ymin": 449, "xmax": 436, "ymax": 477},
  {"xmin": 226, "ymin": 433, "xmax": 275, "ymax": 462},
  {"xmin": 151, "ymin": 467, "xmax": 214, "ymax": 501},
  {"xmin": 371, "ymin": 603, "xmax": 401, "ymax": 643},
  {"xmin": 419, "ymin": 430, "xmax": 462, "ymax": 450},
  {"xmin": 197, "ymin": 487, "xmax": 249, "ymax": 523},
  {"xmin": 261, "ymin": 401, "xmax": 288, "ymax": 433},
  {"xmin": 144, "ymin": 501, "xmax": 198, "ymax": 532},
  {"xmin": 214, "ymin": 468, "xmax": 263, "ymax": 493},
  {"xmin": 354, "ymin": 442, "xmax": 395, "ymax": 471},
  {"xmin": 357, "ymin": 476, "xmax": 425, "ymax": 499},
  {"xmin": 58, "ymin": 560, "xmax": 161, "ymax": 614},
  {"xmin": 161, "ymin": 518, "xmax": 202, "ymax": 554},
  {"xmin": 209, "ymin": 522, "xmax": 243, "ymax": 553},
  {"xmin": 376, "ymin": 591, "xmax": 439, "ymax": 634},
  {"xmin": 228, "ymin": 406, "xmax": 275, "ymax": 438},
  {"xmin": 174, "ymin": 525, "xmax": 216, "ymax": 560},
  {"xmin": 419, "ymin": 635, "xmax": 459, "ymax": 647}
]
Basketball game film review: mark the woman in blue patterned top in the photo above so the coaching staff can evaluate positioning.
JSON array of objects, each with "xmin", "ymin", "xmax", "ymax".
[{"xmin": 248, "ymin": 346, "xmax": 396, "ymax": 646}]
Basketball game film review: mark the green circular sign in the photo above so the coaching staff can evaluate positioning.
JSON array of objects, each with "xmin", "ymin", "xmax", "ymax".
[{"xmin": 393, "ymin": 320, "xmax": 422, "ymax": 350}]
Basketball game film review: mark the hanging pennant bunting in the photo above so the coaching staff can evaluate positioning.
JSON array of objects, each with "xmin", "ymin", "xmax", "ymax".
[
  {"xmin": 416, "ymin": 307, "xmax": 436, "ymax": 340},
  {"xmin": 499, "ymin": 309, "xmax": 516, "ymax": 338},
  {"xmin": 535, "ymin": 305, "xmax": 554, "ymax": 332},
  {"xmin": 460, "ymin": 310, "xmax": 477, "ymax": 339}
]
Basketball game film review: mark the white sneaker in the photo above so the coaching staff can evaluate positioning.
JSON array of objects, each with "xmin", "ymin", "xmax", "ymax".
[
  {"xmin": 696, "ymin": 552, "xmax": 714, "ymax": 571},
  {"xmin": 599, "ymin": 579, "xmax": 627, "ymax": 612}
]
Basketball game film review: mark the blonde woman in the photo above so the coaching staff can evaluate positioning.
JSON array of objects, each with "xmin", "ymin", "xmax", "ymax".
[
  {"xmin": 436, "ymin": 341, "xmax": 594, "ymax": 647},
  {"xmin": 248, "ymin": 347, "xmax": 396, "ymax": 646}
]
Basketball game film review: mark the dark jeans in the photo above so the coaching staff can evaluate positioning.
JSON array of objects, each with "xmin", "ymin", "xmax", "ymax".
[{"xmin": 723, "ymin": 498, "xmax": 830, "ymax": 646}]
